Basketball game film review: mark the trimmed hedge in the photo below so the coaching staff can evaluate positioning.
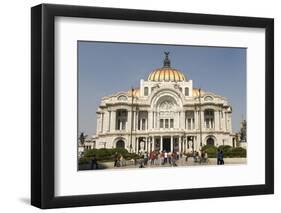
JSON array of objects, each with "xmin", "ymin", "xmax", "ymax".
[
  {"xmin": 79, "ymin": 148, "xmax": 140, "ymax": 164},
  {"xmin": 202, "ymin": 145, "xmax": 246, "ymax": 158},
  {"xmin": 201, "ymin": 144, "xmax": 217, "ymax": 158}
]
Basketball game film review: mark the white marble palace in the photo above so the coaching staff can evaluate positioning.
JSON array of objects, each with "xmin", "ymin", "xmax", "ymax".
[{"xmin": 86, "ymin": 52, "xmax": 235, "ymax": 154}]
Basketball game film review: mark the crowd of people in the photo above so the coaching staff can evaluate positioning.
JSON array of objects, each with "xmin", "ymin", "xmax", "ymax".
[
  {"xmin": 138, "ymin": 150, "xmax": 179, "ymax": 168},
  {"xmin": 91, "ymin": 149, "xmax": 225, "ymax": 170},
  {"xmin": 136, "ymin": 148, "xmax": 225, "ymax": 168}
]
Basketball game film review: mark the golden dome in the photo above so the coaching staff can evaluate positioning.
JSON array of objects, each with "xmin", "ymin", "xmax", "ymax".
[
  {"xmin": 148, "ymin": 68, "xmax": 186, "ymax": 82},
  {"xmin": 148, "ymin": 52, "xmax": 186, "ymax": 82}
]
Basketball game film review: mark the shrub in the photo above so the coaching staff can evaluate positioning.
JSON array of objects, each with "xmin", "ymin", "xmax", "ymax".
[
  {"xmin": 230, "ymin": 147, "xmax": 247, "ymax": 157},
  {"xmin": 202, "ymin": 145, "xmax": 217, "ymax": 158},
  {"xmin": 218, "ymin": 145, "xmax": 232, "ymax": 157},
  {"xmin": 83, "ymin": 148, "xmax": 130, "ymax": 162},
  {"xmin": 78, "ymin": 157, "xmax": 90, "ymax": 164},
  {"xmin": 202, "ymin": 145, "xmax": 246, "ymax": 158}
]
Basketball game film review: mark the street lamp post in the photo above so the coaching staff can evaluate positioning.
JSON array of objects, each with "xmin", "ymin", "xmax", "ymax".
[
  {"xmin": 130, "ymin": 88, "xmax": 134, "ymax": 153},
  {"xmin": 199, "ymin": 88, "xmax": 203, "ymax": 147}
]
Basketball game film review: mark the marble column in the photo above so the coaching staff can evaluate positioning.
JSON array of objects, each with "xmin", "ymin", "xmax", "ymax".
[
  {"xmin": 200, "ymin": 111, "xmax": 204, "ymax": 130},
  {"xmin": 127, "ymin": 110, "xmax": 132, "ymax": 131},
  {"xmin": 179, "ymin": 136, "xmax": 182, "ymax": 153},
  {"xmin": 181, "ymin": 111, "xmax": 185, "ymax": 130},
  {"xmin": 146, "ymin": 137, "xmax": 149, "ymax": 152},
  {"xmin": 96, "ymin": 114, "xmax": 100, "ymax": 134},
  {"xmin": 148, "ymin": 111, "xmax": 152, "ymax": 130},
  {"xmin": 178, "ymin": 111, "xmax": 181, "ymax": 128},
  {"xmin": 101, "ymin": 112, "xmax": 104, "ymax": 133},
  {"xmin": 215, "ymin": 110, "xmax": 219, "ymax": 130},
  {"xmin": 219, "ymin": 110, "xmax": 221, "ymax": 130},
  {"xmin": 152, "ymin": 112, "xmax": 154, "ymax": 129},
  {"xmin": 137, "ymin": 137, "xmax": 140, "ymax": 153},
  {"xmin": 160, "ymin": 136, "xmax": 163, "ymax": 151},
  {"xmin": 135, "ymin": 137, "xmax": 138, "ymax": 153},
  {"xmin": 170, "ymin": 135, "xmax": 173, "ymax": 152},
  {"xmin": 135, "ymin": 111, "xmax": 138, "ymax": 130},
  {"xmin": 186, "ymin": 136, "xmax": 189, "ymax": 152},
  {"xmin": 194, "ymin": 111, "xmax": 198, "ymax": 129},
  {"xmin": 110, "ymin": 110, "xmax": 116, "ymax": 131},
  {"xmin": 228, "ymin": 113, "xmax": 232, "ymax": 132},
  {"xmin": 152, "ymin": 136, "xmax": 155, "ymax": 151},
  {"xmin": 224, "ymin": 112, "xmax": 228, "ymax": 130},
  {"xmin": 154, "ymin": 112, "xmax": 158, "ymax": 129},
  {"xmin": 108, "ymin": 111, "xmax": 111, "ymax": 132}
]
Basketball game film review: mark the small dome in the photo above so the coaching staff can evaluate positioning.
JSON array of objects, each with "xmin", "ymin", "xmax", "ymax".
[{"xmin": 147, "ymin": 52, "xmax": 186, "ymax": 82}]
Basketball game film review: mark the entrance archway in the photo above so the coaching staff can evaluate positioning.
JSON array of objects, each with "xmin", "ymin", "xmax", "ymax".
[
  {"xmin": 206, "ymin": 137, "xmax": 215, "ymax": 146},
  {"xmin": 163, "ymin": 137, "xmax": 171, "ymax": 152},
  {"xmin": 116, "ymin": 140, "xmax": 125, "ymax": 148}
]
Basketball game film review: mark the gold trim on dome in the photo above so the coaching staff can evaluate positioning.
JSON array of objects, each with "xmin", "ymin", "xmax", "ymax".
[{"xmin": 148, "ymin": 68, "xmax": 186, "ymax": 82}]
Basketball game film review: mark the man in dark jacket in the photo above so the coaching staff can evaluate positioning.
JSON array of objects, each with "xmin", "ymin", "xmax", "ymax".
[
  {"xmin": 216, "ymin": 149, "xmax": 220, "ymax": 165},
  {"xmin": 91, "ymin": 155, "xmax": 98, "ymax": 169}
]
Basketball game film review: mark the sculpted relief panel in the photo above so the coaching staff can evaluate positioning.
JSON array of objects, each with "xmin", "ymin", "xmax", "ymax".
[{"xmin": 157, "ymin": 96, "xmax": 178, "ymax": 117}]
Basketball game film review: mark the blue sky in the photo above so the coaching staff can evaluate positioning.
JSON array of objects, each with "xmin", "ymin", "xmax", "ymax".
[{"xmin": 78, "ymin": 41, "xmax": 246, "ymax": 136}]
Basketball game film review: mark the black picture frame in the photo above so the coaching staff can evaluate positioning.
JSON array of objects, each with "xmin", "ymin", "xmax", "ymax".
[{"xmin": 31, "ymin": 3, "xmax": 274, "ymax": 209}]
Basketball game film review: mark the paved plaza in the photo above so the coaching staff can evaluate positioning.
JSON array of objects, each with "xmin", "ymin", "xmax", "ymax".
[{"xmin": 79, "ymin": 157, "xmax": 247, "ymax": 171}]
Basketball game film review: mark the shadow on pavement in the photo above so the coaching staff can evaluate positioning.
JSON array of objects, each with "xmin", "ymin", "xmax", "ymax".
[{"xmin": 78, "ymin": 162, "xmax": 109, "ymax": 171}]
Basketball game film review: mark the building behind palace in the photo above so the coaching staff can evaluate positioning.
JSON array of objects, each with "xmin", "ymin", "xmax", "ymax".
[{"xmin": 79, "ymin": 53, "xmax": 238, "ymax": 156}]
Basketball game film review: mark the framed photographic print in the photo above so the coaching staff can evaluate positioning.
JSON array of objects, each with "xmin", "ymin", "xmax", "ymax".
[{"xmin": 31, "ymin": 3, "xmax": 274, "ymax": 209}]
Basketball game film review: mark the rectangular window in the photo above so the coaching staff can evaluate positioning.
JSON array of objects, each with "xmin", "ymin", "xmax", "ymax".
[
  {"xmin": 160, "ymin": 119, "xmax": 164, "ymax": 128},
  {"xmin": 138, "ymin": 119, "xmax": 141, "ymax": 130},
  {"xmin": 185, "ymin": 87, "xmax": 189, "ymax": 96},
  {"xmin": 117, "ymin": 119, "xmax": 121, "ymax": 130},
  {"xmin": 122, "ymin": 121, "xmax": 126, "ymax": 130},
  {"xmin": 188, "ymin": 118, "xmax": 191, "ymax": 130},
  {"xmin": 142, "ymin": 118, "xmax": 146, "ymax": 130},
  {"xmin": 206, "ymin": 119, "xmax": 210, "ymax": 128},
  {"xmin": 165, "ymin": 119, "xmax": 169, "ymax": 128},
  {"xmin": 170, "ymin": 119, "xmax": 174, "ymax": 128},
  {"xmin": 144, "ymin": 87, "xmax": 149, "ymax": 96},
  {"xmin": 192, "ymin": 118, "xmax": 195, "ymax": 129}
]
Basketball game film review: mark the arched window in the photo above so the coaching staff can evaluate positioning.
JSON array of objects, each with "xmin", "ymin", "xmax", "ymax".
[
  {"xmin": 204, "ymin": 96, "xmax": 213, "ymax": 101},
  {"xmin": 116, "ymin": 140, "xmax": 125, "ymax": 148},
  {"xmin": 206, "ymin": 137, "xmax": 214, "ymax": 146},
  {"xmin": 117, "ymin": 95, "xmax": 128, "ymax": 101}
]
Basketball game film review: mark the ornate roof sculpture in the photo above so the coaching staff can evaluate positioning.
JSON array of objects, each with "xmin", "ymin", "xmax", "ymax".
[{"xmin": 148, "ymin": 52, "xmax": 186, "ymax": 82}]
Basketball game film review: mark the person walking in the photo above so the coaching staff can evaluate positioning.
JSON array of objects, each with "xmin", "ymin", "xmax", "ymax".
[
  {"xmin": 150, "ymin": 151, "xmax": 155, "ymax": 165},
  {"xmin": 168, "ymin": 152, "xmax": 171, "ymax": 165},
  {"xmin": 139, "ymin": 154, "xmax": 145, "ymax": 168},
  {"xmin": 114, "ymin": 152, "xmax": 118, "ymax": 167},
  {"xmin": 91, "ymin": 155, "xmax": 98, "ymax": 170},
  {"xmin": 164, "ymin": 151, "xmax": 168, "ymax": 165},
  {"xmin": 216, "ymin": 149, "xmax": 220, "ymax": 165},
  {"xmin": 219, "ymin": 150, "xmax": 224, "ymax": 165},
  {"xmin": 144, "ymin": 152, "xmax": 148, "ymax": 166},
  {"xmin": 171, "ymin": 152, "xmax": 177, "ymax": 167}
]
